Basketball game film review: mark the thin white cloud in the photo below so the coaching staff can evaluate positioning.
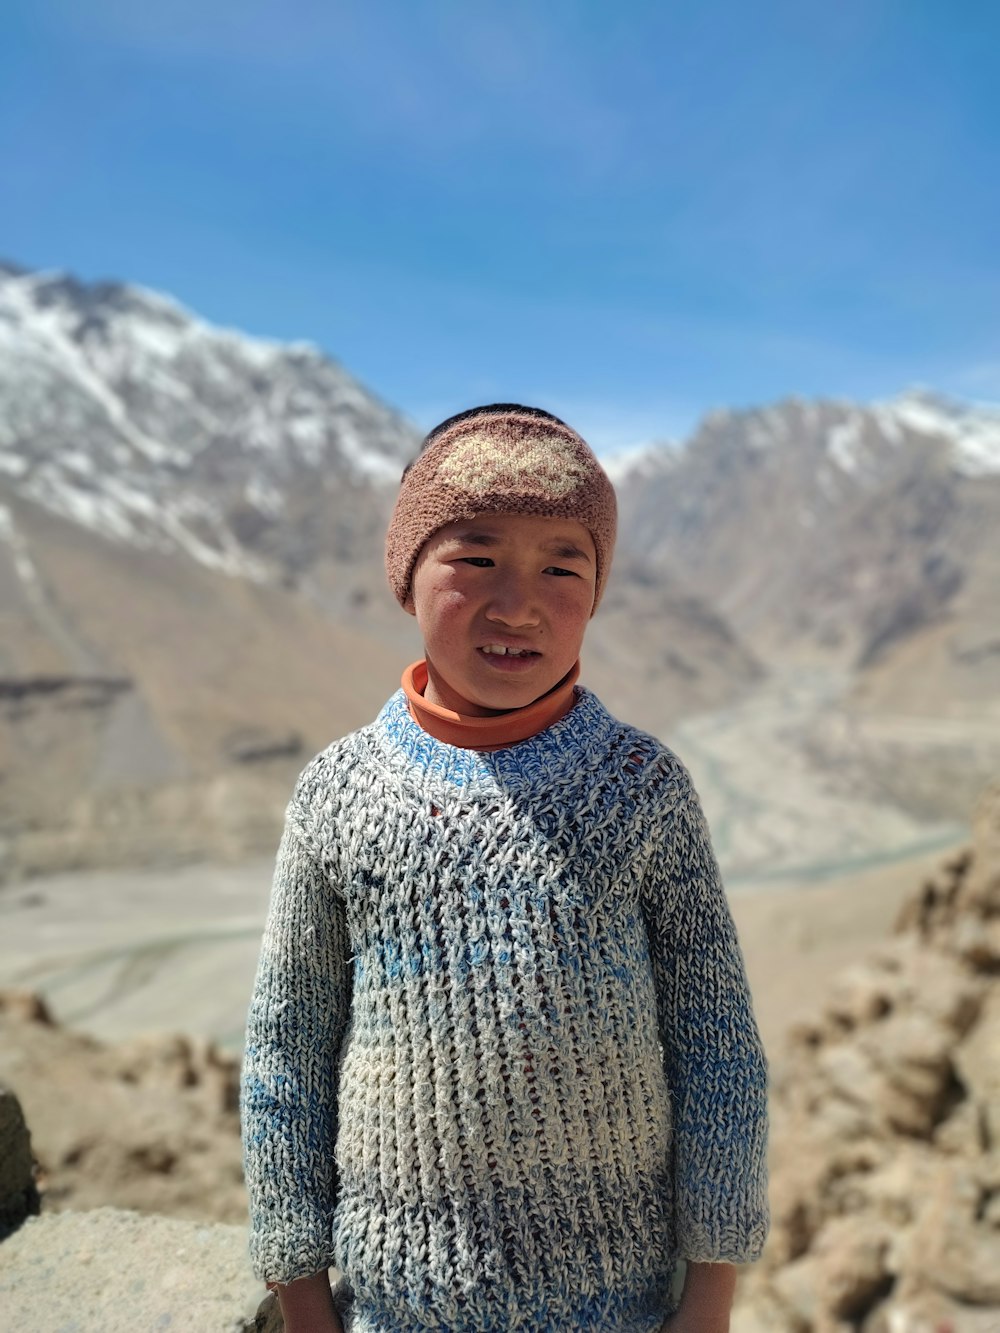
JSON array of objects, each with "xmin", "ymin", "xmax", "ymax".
[
  {"xmin": 948, "ymin": 360, "xmax": 1000, "ymax": 397},
  {"xmin": 41, "ymin": 0, "xmax": 631, "ymax": 175},
  {"xmin": 39, "ymin": 0, "xmax": 330, "ymax": 65}
]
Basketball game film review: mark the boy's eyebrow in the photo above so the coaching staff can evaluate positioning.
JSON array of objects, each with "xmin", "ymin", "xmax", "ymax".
[
  {"xmin": 448, "ymin": 528, "xmax": 592, "ymax": 562},
  {"xmin": 449, "ymin": 529, "xmax": 500, "ymax": 548},
  {"xmin": 545, "ymin": 540, "xmax": 592, "ymax": 562}
]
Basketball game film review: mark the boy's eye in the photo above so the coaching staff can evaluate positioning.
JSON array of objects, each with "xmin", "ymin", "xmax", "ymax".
[{"xmin": 456, "ymin": 558, "xmax": 578, "ymax": 576}]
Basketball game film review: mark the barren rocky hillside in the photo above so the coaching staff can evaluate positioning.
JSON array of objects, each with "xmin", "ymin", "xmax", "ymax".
[
  {"xmin": 614, "ymin": 394, "xmax": 1000, "ymax": 682},
  {"xmin": 734, "ymin": 783, "xmax": 1000, "ymax": 1332},
  {"xmin": 0, "ymin": 491, "xmax": 416, "ymax": 881}
]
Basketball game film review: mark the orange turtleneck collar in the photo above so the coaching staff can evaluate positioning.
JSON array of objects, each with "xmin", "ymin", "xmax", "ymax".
[{"xmin": 402, "ymin": 660, "xmax": 581, "ymax": 751}]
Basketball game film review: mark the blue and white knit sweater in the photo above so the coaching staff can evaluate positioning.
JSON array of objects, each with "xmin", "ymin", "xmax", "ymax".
[{"xmin": 241, "ymin": 687, "xmax": 769, "ymax": 1332}]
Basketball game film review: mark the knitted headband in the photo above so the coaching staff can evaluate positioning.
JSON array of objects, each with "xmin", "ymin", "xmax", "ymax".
[{"xmin": 385, "ymin": 405, "xmax": 617, "ymax": 613}]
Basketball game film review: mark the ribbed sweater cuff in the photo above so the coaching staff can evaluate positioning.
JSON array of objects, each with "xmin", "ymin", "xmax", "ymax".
[
  {"xmin": 249, "ymin": 1215, "xmax": 337, "ymax": 1286},
  {"xmin": 676, "ymin": 1211, "xmax": 770, "ymax": 1266}
]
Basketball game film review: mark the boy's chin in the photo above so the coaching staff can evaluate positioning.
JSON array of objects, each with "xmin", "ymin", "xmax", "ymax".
[
  {"xmin": 422, "ymin": 667, "xmax": 558, "ymax": 717},
  {"xmin": 455, "ymin": 686, "xmax": 543, "ymax": 717},
  {"xmin": 440, "ymin": 669, "xmax": 571, "ymax": 717}
]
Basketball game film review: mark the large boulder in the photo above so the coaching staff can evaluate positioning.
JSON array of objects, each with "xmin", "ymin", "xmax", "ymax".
[
  {"xmin": 0, "ymin": 1207, "xmax": 279, "ymax": 1332},
  {"xmin": 0, "ymin": 1084, "xmax": 39, "ymax": 1238},
  {"xmin": 0, "ymin": 1055, "xmax": 281, "ymax": 1331}
]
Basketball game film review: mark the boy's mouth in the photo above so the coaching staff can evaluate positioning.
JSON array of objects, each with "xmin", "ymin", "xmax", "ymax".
[{"xmin": 480, "ymin": 644, "xmax": 539, "ymax": 658}]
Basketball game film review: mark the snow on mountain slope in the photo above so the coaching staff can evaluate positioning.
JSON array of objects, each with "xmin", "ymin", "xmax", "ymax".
[
  {"xmin": 880, "ymin": 388, "xmax": 1000, "ymax": 477},
  {"xmin": 613, "ymin": 391, "xmax": 1000, "ymax": 678},
  {"xmin": 0, "ymin": 265, "xmax": 419, "ymax": 582},
  {"xmin": 601, "ymin": 439, "xmax": 679, "ymax": 484}
]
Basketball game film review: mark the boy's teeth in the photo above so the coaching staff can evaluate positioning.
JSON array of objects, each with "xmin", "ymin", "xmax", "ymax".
[{"xmin": 483, "ymin": 645, "xmax": 531, "ymax": 656}]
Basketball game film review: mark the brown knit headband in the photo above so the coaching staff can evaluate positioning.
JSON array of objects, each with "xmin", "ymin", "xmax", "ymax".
[{"xmin": 385, "ymin": 405, "xmax": 617, "ymax": 613}]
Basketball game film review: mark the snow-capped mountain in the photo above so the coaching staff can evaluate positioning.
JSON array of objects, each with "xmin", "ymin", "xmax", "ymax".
[
  {"xmin": 611, "ymin": 392, "xmax": 1000, "ymax": 828},
  {"xmin": 614, "ymin": 391, "xmax": 1000, "ymax": 678},
  {"xmin": 0, "ymin": 263, "xmax": 427, "ymax": 880},
  {"xmin": 882, "ymin": 389, "xmax": 1000, "ymax": 478},
  {"xmin": 613, "ymin": 390, "xmax": 1000, "ymax": 493},
  {"xmin": 0, "ymin": 262, "xmax": 419, "ymax": 584}
]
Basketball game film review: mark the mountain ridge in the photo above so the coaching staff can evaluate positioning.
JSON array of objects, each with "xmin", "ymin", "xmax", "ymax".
[
  {"xmin": 613, "ymin": 390, "xmax": 1000, "ymax": 677},
  {"xmin": 0, "ymin": 262, "xmax": 417, "ymax": 587}
]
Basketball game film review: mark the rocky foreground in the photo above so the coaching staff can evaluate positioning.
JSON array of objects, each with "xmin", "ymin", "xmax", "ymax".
[
  {"xmin": 1, "ymin": 787, "xmax": 998, "ymax": 1331},
  {"xmin": 735, "ymin": 784, "xmax": 1000, "ymax": 1332},
  {"xmin": 0, "ymin": 1008, "xmax": 277, "ymax": 1330},
  {"xmin": 0, "ymin": 989, "xmax": 245, "ymax": 1223}
]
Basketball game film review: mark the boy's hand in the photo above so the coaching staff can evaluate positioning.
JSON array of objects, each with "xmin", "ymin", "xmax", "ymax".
[
  {"xmin": 282, "ymin": 1318, "xmax": 343, "ymax": 1333},
  {"xmin": 281, "ymin": 1315, "xmax": 343, "ymax": 1333},
  {"xmin": 272, "ymin": 1270, "xmax": 344, "ymax": 1333},
  {"xmin": 661, "ymin": 1313, "xmax": 729, "ymax": 1333},
  {"xmin": 660, "ymin": 1261, "xmax": 736, "ymax": 1333}
]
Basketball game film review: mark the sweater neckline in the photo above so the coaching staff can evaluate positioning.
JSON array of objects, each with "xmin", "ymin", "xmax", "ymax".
[
  {"xmin": 371, "ymin": 682, "xmax": 620, "ymax": 791},
  {"xmin": 402, "ymin": 659, "xmax": 580, "ymax": 750}
]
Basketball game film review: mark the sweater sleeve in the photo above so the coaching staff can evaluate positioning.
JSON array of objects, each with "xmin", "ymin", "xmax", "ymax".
[
  {"xmin": 240, "ymin": 808, "xmax": 352, "ymax": 1283},
  {"xmin": 641, "ymin": 774, "xmax": 769, "ymax": 1265}
]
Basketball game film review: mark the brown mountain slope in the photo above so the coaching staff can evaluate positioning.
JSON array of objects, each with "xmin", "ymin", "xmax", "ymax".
[
  {"xmin": 614, "ymin": 397, "xmax": 1000, "ymax": 823},
  {"xmin": 582, "ymin": 558, "xmax": 764, "ymax": 740},
  {"xmin": 615, "ymin": 396, "xmax": 1000, "ymax": 707},
  {"xmin": 1, "ymin": 494, "xmax": 417, "ymax": 880}
]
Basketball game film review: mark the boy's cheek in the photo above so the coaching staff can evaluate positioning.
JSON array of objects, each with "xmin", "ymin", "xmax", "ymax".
[{"xmin": 419, "ymin": 583, "xmax": 473, "ymax": 619}]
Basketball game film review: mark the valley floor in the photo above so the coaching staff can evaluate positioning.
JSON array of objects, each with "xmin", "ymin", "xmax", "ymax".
[
  {"xmin": 665, "ymin": 666, "xmax": 964, "ymax": 884},
  {"xmin": 0, "ymin": 843, "xmax": 960, "ymax": 1061},
  {"xmin": 1, "ymin": 669, "xmax": 982, "ymax": 1056}
]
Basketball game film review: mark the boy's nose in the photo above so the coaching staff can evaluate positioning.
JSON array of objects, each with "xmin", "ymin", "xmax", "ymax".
[{"xmin": 485, "ymin": 573, "xmax": 540, "ymax": 627}]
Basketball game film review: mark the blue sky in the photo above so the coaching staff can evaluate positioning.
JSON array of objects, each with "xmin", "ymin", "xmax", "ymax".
[{"xmin": 2, "ymin": 0, "xmax": 999, "ymax": 450}]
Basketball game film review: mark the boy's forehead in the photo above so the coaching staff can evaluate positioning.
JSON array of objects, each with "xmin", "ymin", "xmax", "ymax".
[{"xmin": 432, "ymin": 512, "xmax": 596, "ymax": 554}]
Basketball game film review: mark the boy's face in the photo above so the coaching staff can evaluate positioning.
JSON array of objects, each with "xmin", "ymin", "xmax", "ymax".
[{"xmin": 406, "ymin": 511, "xmax": 597, "ymax": 717}]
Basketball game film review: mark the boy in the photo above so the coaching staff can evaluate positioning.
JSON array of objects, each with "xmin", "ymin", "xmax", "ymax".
[{"xmin": 241, "ymin": 404, "xmax": 768, "ymax": 1333}]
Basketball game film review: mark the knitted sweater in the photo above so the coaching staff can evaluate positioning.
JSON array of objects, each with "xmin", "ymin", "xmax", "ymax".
[{"xmin": 241, "ymin": 687, "xmax": 769, "ymax": 1332}]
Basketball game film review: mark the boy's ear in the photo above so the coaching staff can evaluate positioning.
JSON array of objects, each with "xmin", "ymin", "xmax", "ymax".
[{"xmin": 402, "ymin": 591, "xmax": 417, "ymax": 617}]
